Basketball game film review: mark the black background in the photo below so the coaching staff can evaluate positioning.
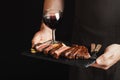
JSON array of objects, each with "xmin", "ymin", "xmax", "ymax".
[{"xmin": 1, "ymin": 0, "xmax": 74, "ymax": 80}]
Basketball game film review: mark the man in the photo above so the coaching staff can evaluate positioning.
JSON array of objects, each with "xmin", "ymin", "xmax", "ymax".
[{"xmin": 32, "ymin": 0, "xmax": 120, "ymax": 80}]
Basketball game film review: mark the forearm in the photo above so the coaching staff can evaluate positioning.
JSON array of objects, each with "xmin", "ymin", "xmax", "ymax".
[{"xmin": 43, "ymin": 0, "xmax": 64, "ymax": 12}]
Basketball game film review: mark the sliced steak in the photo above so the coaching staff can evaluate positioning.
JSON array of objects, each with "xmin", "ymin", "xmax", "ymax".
[
  {"xmin": 49, "ymin": 42, "xmax": 63, "ymax": 55},
  {"xmin": 62, "ymin": 46, "xmax": 76, "ymax": 58},
  {"xmin": 35, "ymin": 40, "xmax": 52, "ymax": 52},
  {"xmin": 67, "ymin": 46, "xmax": 79, "ymax": 59},
  {"xmin": 43, "ymin": 43, "xmax": 62, "ymax": 54},
  {"xmin": 76, "ymin": 46, "xmax": 90, "ymax": 59},
  {"xmin": 52, "ymin": 45, "xmax": 70, "ymax": 59}
]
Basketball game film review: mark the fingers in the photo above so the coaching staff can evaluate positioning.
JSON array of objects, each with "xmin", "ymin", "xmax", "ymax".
[
  {"xmin": 32, "ymin": 32, "xmax": 41, "ymax": 48},
  {"xmin": 91, "ymin": 53, "xmax": 114, "ymax": 70},
  {"xmin": 31, "ymin": 31, "xmax": 52, "ymax": 48},
  {"xmin": 91, "ymin": 44, "xmax": 120, "ymax": 70},
  {"xmin": 91, "ymin": 51, "xmax": 117, "ymax": 70}
]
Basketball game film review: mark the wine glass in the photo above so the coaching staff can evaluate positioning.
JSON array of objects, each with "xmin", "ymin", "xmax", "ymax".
[{"xmin": 43, "ymin": 9, "xmax": 62, "ymax": 44}]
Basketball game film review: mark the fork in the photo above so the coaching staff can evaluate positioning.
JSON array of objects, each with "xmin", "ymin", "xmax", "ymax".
[{"xmin": 90, "ymin": 43, "xmax": 102, "ymax": 59}]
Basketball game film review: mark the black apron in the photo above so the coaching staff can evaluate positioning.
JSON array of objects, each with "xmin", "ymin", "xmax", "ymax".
[
  {"xmin": 72, "ymin": 0, "xmax": 120, "ymax": 49},
  {"xmin": 69, "ymin": 0, "xmax": 120, "ymax": 80}
]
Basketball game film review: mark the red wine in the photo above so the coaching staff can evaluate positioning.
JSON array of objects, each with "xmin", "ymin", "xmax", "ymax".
[{"xmin": 43, "ymin": 15, "xmax": 60, "ymax": 29}]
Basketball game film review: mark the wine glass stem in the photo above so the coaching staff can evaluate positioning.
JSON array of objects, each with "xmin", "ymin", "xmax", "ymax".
[{"xmin": 52, "ymin": 29, "xmax": 56, "ymax": 43}]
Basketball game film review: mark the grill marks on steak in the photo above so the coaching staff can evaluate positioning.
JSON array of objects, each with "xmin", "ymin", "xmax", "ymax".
[{"xmin": 34, "ymin": 42, "xmax": 91, "ymax": 59}]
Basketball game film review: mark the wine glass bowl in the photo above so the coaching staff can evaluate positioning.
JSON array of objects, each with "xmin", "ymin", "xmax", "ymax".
[{"xmin": 43, "ymin": 9, "xmax": 62, "ymax": 44}]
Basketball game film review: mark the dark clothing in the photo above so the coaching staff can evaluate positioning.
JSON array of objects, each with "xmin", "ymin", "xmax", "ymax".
[
  {"xmin": 69, "ymin": 0, "xmax": 120, "ymax": 80},
  {"xmin": 72, "ymin": 0, "xmax": 120, "ymax": 50}
]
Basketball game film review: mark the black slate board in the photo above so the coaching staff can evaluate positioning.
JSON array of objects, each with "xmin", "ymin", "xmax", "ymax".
[{"xmin": 22, "ymin": 51, "xmax": 96, "ymax": 68}]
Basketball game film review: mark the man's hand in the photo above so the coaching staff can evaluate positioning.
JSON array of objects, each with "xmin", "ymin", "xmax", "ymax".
[
  {"xmin": 91, "ymin": 44, "xmax": 120, "ymax": 70},
  {"xmin": 32, "ymin": 23, "xmax": 52, "ymax": 47}
]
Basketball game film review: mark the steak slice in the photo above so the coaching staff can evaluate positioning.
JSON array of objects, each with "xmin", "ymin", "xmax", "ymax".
[
  {"xmin": 75, "ymin": 46, "xmax": 91, "ymax": 59},
  {"xmin": 61, "ymin": 46, "xmax": 76, "ymax": 58},
  {"xmin": 52, "ymin": 44, "xmax": 70, "ymax": 59},
  {"xmin": 35, "ymin": 40, "xmax": 52, "ymax": 52},
  {"xmin": 67, "ymin": 46, "xmax": 79, "ymax": 59},
  {"xmin": 43, "ymin": 43, "xmax": 62, "ymax": 54},
  {"xmin": 49, "ymin": 42, "xmax": 63, "ymax": 55}
]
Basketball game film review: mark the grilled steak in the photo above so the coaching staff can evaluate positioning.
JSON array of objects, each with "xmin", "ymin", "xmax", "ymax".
[
  {"xmin": 52, "ymin": 44, "xmax": 70, "ymax": 59},
  {"xmin": 32, "ymin": 41, "xmax": 91, "ymax": 59},
  {"xmin": 75, "ymin": 46, "xmax": 91, "ymax": 59},
  {"xmin": 33, "ymin": 40, "xmax": 52, "ymax": 52},
  {"xmin": 43, "ymin": 43, "xmax": 62, "ymax": 54}
]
